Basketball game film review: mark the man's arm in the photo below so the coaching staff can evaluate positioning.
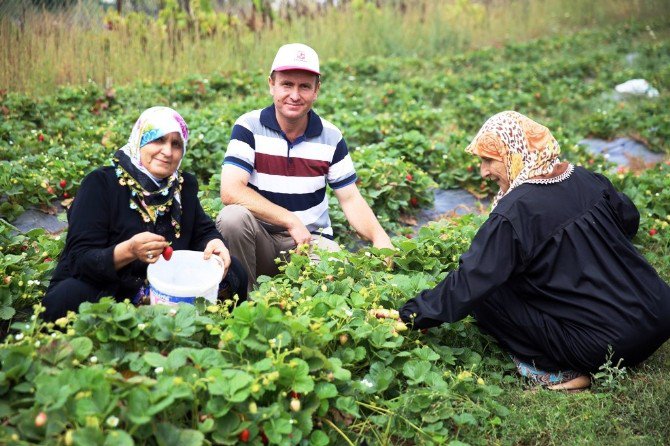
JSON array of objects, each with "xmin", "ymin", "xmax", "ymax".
[
  {"xmin": 334, "ymin": 183, "xmax": 393, "ymax": 248},
  {"xmin": 219, "ymin": 165, "xmax": 312, "ymax": 245}
]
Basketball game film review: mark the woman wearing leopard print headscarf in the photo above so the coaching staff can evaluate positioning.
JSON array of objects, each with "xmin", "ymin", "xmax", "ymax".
[{"xmin": 398, "ymin": 111, "xmax": 670, "ymax": 390}]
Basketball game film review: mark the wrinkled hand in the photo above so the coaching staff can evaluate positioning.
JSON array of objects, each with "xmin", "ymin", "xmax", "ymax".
[
  {"xmin": 368, "ymin": 308, "xmax": 400, "ymax": 320},
  {"xmin": 129, "ymin": 232, "xmax": 168, "ymax": 264},
  {"xmin": 369, "ymin": 308, "xmax": 408, "ymax": 332},
  {"xmin": 204, "ymin": 239, "xmax": 231, "ymax": 277}
]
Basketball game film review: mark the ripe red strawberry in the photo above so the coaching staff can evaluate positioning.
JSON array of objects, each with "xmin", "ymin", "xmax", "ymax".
[
  {"xmin": 289, "ymin": 391, "xmax": 300, "ymax": 399},
  {"xmin": 162, "ymin": 245, "xmax": 174, "ymax": 260},
  {"xmin": 409, "ymin": 197, "xmax": 419, "ymax": 207},
  {"xmin": 260, "ymin": 431, "xmax": 269, "ymax": 445},
  {"xmin": 38, "ymin": 134, "xmax": 44, "ymax": 142},
  {"xmin": 238, "ymin": 428, "xmax": 250, "ymax": 442},
  {"xmin": 649, "ymin": 228, "xmax": 658, "ymax": 236},
  {"xmin": 59, "ymin": 179, "xmax": 67, "ymax": 188},
  {"xmin": 406, "ymin": 174, "xmax": 413, "ymax": 181},
  {"xmin": 63, "ymin": 192, "xmax": 70, "ymax": 198}
]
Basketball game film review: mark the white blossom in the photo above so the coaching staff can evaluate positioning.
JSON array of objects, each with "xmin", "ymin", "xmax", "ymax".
[
  {"xmin": 360, "ymin": 378, "xmax": 374, "ymax": 388},
  {"xmin": 106, "ymin": 416, "xmax": 119, "ymax": 428}
]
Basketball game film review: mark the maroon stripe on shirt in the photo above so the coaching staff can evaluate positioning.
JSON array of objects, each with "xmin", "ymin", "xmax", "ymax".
[{"xmin": 255, "ymin": 153, "xmax": 330, "ymax": 177}]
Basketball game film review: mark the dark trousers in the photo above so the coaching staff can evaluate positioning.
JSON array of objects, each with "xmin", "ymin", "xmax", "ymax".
[
  {"xmin": 472, "ymin": 287, "xmax": 604, "ymax": 373},
  {"xmin": 43, "ymin": 256, "xmax": 249, "ymax": 322}
]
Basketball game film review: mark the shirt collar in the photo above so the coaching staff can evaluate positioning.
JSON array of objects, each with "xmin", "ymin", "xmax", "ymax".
[{"xmin": 260, "ymin": 104, "xmax": 323, "ymax": 139}]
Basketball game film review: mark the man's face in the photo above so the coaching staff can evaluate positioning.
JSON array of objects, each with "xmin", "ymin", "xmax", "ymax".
[{"xmin": 269, "ymin": 70, "xmax": 320, "ymax": 124}]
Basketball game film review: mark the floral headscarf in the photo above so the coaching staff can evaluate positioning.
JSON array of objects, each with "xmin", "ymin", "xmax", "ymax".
[
  {"xmin": 466, "ymin": 111, "xmax": 572, "ymax": 209},
  {"xmin": 112, "ymin": 106, "xmax": 189, "ymax": 238}
]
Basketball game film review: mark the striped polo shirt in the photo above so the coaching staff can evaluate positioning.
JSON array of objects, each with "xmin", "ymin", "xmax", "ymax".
[{"xmin": 223, "ymin": 105, "xmax": 357, "ymax": 238}]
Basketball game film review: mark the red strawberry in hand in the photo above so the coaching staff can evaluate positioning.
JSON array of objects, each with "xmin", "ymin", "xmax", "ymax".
[{"xmin": 162, "ymin": 245, "xmax": 173, "ymax": 261}]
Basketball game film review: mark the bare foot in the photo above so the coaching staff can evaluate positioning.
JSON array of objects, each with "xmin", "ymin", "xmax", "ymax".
[{"xmin": 547, "ymin": 374, "xmax": 591, "ymax": 391}]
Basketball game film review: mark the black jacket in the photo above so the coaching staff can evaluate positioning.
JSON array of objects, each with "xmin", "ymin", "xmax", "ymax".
[
  {"xmin": 50, "ymin": 166, "xmax": 223, "ymax": 300},
  {"xmin": 400, "ymin": 166, "xmax": 670, "ymax": 369}
]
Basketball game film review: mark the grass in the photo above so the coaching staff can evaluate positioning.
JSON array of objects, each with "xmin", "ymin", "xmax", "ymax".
[
  {"xmin": 497, "ymin": 342, "xmax": 670, "ymax": 445},
  {"xmin": 2, "ymin": 0, "xmax": 670, "ymax": 95},
  {"xmin": 1, "ymin": 2, "xmax": 669, "ymax": 444}
]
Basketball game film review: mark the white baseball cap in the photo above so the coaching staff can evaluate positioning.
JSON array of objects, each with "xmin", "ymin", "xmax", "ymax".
[{"xmin": 270, "ymin": 43, "xmax": 320, "ymax": 76}]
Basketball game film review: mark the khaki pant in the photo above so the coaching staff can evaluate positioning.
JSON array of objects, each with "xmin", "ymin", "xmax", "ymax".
[{"xmin": 216, "ymin": 205, "xmax": 340, "ymax": 292}]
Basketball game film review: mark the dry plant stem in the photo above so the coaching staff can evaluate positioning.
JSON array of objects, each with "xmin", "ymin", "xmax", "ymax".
[
  {"xmin": 321, "ymin": 417, "xmax": 355, "ymax": 446},
  {"xmin": 2, "ymin": 0, "xmax": 668, "ymax": 94},
  {"xmin": 356, "ymin": 400, "xmax": 429, "ymax": 438}
]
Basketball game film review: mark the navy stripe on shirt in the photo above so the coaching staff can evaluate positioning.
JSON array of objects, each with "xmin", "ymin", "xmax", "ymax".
[
  {"xmin": 249, "ymin": 184, "xmax": 327, "ymax": 212},
  {"xmin": 330, "ymin": 173, "xmax": 358, "ymax": 189},
  {"xmin": 332, "ymin": 139, "xmax": 349, "ymax": 165},
  {"xmin": 224, "ymin": 156, "xmax": 254, "ymax": 173},
  {"xmin": 230, "ymin": 124, "xmax": 256, "ymax": 149}
]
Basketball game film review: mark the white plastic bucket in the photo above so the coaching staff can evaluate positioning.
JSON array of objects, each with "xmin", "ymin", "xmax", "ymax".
[{"xmin": 146, "ymin": 250, "xmax": 225, "ymax": 306}]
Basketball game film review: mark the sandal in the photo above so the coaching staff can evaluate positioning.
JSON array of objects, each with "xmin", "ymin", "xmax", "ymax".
[{"xmin": 512, "ymin": 356, "xmax": 591, "ymax": 391}]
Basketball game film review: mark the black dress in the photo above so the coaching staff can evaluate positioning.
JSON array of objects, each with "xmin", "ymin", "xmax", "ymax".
[
  {"xmin": 43, "ymin": 167, "xmax": 248, "ymax": 321},
  {"xmin": 399, "ymin": 166, "xmax": 670, "ymax": 373}
]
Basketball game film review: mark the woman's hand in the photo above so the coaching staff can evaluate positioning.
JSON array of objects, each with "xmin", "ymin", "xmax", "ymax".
[
  {"xmin": 114, "ymin": 232, "xmax": 168, "ymax": 269},
  {"xmin": 204, "ymin": 239, "xmax": 231, "ymax": 277},
  {"xmin": 369, "ymin": 308, "xmax": 400, "ymax": 320},
  {"xmin": 129, "ymin": 232, "xmax": 168, "ymax": 264}
]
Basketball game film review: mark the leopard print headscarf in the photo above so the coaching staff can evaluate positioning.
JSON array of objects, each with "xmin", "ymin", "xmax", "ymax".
[{"xmin": 466, "ymin": 111, "xmax": 565, "ymax": 209}]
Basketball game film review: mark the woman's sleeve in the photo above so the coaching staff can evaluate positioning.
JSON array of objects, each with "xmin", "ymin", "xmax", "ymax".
[
  {"xmin": 398, "ymin": 214, "xmax": 524, "ymax": 329},
  {"xmin": 594, "ymin": 172, "xmax": 640, "ymax": 239},
  {"xmin": 64, "ymin": 170, "xmax": 127, "ymax": 285}
]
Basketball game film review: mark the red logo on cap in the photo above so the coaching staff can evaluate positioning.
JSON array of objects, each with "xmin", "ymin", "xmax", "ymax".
[{"xmin": 296, "ymin": 51, "xmax": 306, "ymax": 61}]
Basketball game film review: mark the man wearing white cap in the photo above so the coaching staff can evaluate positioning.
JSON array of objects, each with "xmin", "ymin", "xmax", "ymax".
[{"xmin": 216, "ymin": 43, "xmax": 393, "ymax": 290}]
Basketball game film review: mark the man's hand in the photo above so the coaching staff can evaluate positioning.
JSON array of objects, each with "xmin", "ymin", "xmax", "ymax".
[
  {"xmin": 372, "ymin": 234, "xmax": 394, "ymax": 250},
  {"xmin": 287, "ymin": 216, "xmax": 312, "ymax": 246}
]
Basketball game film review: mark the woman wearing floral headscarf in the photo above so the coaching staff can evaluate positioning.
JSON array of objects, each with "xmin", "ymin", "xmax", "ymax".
[
  {"xmin": 397, "ymin": 111, "xmax": 670, "ymax": 390},
  {"xmin": 43, "ymin": 107, "xmax": 248, "ymax": 321}
]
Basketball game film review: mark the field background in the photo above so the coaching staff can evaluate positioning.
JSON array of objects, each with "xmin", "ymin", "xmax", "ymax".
[{"xmin": 1, "ymin": 1, "xmax": 670, "ymax": 445}]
